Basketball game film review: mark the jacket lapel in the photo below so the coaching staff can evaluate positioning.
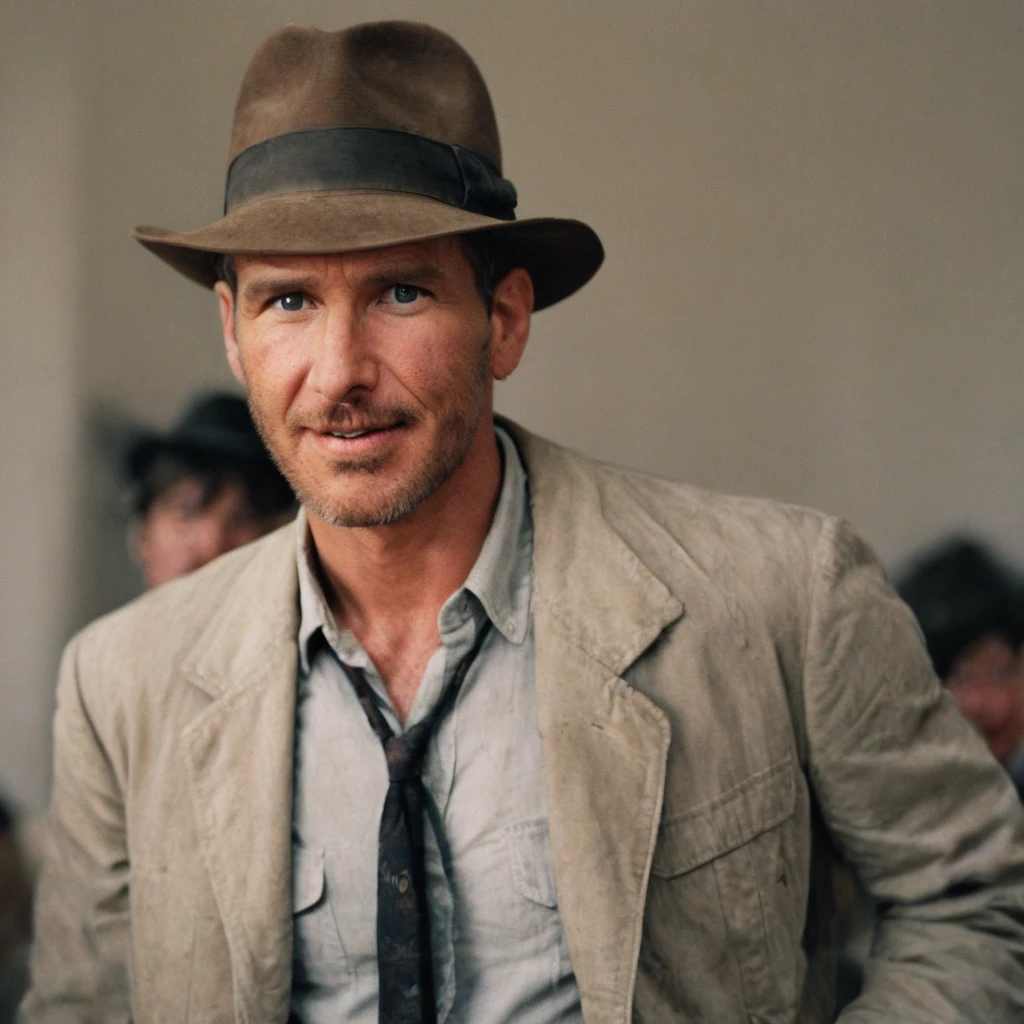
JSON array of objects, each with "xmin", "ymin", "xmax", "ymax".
[
  {"xmin": 511, "ymin": 426, "xmax": 684, "ymax": 1024},
  {"xmin": 181, "ymin": 526, "xmax": 300, "ymax": 1024}
]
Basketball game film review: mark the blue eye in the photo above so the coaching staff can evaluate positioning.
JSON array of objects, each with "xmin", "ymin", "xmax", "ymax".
[
  {"xmin": 275, "ymin": 292, "xmax": 304, "ymax": 311},
  {"xmin": 391, "ymin": 284, "xmax": 421, "ymax": 304}
]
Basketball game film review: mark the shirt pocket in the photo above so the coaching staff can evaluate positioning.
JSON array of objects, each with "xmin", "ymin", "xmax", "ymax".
[
  {"xmin": 292, "ymin": 843, "xmax": 350, "ymax": 989},
  {"xmin": 645, "ymin": 759, "xmax": 798, "ymax": 1017},
  {"xmin": 505, "ymin": 818, "xmax": 559, "ymax": 908},
  {"xmin": 500, "ymin": 816, "xmax": 570, "ymax": 966}
]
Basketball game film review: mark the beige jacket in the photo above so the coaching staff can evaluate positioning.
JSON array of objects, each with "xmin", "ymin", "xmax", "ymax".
[{"xmin": 22, "ymin": 425, "xmax": 1024, "ymax": 1023}]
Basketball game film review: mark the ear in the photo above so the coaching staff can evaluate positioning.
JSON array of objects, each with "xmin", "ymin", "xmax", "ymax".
[
  {"xmin": 215, "ymin": 280, "xmax": 246, "ymax": 386},
  {"xmin": 489, "ymin": 268, "xmax": 534, "ymax": 382}
]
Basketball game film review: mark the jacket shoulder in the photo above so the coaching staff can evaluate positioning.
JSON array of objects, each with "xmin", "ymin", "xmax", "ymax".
[
  {"xmin": 66, "ymin": 522, "xmax": 296, "ymax": 707},
  {"xmin": 519, "ymin": 426, "xmax": 833, "ymax": 567}
]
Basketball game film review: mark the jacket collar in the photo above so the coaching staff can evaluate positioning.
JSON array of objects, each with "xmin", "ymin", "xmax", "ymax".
[
  {"xmin": 507, "ymin": 422, "xmax": 684, "ymax": 1023},
  {"xmin": 508, "ymin": 421, "xmax": 683, "ymax": 674}
]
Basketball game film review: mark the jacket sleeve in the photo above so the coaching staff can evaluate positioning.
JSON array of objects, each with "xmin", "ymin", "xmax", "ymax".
[
  {"xmin": 18, "ymin": 634, "xmax": 132, "ymax": 1023},
  {"xmin": 803, "ymin": 517, "xmax": 1024, "ymax": 1022}
]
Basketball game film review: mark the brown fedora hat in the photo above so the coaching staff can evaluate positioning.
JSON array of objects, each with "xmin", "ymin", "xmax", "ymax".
[{"xmin": 133, "ymin": 21, "xmax": 603, "ymax": 311}]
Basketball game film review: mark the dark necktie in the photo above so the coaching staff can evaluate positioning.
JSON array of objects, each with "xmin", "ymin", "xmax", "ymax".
[{"xmin": 341, "ymin": 619, "xmax": 492, "ymax": 1024}]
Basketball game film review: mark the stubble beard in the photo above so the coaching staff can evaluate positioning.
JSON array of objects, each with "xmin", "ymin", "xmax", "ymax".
[
  {"xmin": 302, "ymin": 394, "xmax": 483, "ymax": 528},
  {"xmin": 247, "ymin": 330, "xmax": 492, "ymax": 529}
]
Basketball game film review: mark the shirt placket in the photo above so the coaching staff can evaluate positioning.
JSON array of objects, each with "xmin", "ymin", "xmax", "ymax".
[{"xmin": 423, "ymin": 621, "xmax": 474, "ymax": 1023}]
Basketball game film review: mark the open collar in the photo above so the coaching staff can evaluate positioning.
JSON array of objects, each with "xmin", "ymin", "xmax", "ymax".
[{"xmin": 295, "ymin": 424, "xmax": 532, "ymax": 676}]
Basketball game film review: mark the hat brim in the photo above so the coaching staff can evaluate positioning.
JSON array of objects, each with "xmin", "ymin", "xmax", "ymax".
[{"xmin": 133, "ymin": 190, "xmax": 603, "ymax": 311}]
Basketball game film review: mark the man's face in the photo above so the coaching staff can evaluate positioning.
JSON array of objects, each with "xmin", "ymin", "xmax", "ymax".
[
  {"xmin": 945, "ymin": 633, "xmax": 1024, "ymax": 764},
  {"xmin": 135, "ymin": 477, "xmax": 272, "ymax": 589},
  {"xmin": 216, "ymin": 237, "xmax": 530, "ymax": 529}
]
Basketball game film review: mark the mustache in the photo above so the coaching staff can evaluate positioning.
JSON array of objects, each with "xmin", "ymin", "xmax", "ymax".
[{"xmin": 291, "ymin": 399, "xmax": 421, "ymax": 433}]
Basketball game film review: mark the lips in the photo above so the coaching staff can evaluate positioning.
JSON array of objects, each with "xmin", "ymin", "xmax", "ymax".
[
  {"xmin": 317, "ymin": 420, "xmax": 403, "ymax": 439},
  {"xmin": 305, "ymin": 420, "xmax": 407, "ymax": 457},
  {"xmin": 327, "ymin": 428, "xmax": 377, "ymax": 439}
]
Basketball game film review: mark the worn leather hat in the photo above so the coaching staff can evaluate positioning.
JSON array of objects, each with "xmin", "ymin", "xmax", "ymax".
[{"xmin": 133, "ymin": 21, "xmax": 603, "ymax": 310}]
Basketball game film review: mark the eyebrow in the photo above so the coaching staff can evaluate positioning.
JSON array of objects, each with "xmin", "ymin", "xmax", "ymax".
[
  {"xmin": 240, "ymin": 275, "xmax": 320, "ymax": 309},
  {"xmin": 362, "ymin": 261, "xmax": 446, "ymax": 289}
]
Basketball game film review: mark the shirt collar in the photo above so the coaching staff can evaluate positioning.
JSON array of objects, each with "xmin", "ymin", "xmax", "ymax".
[
  {"xmin": 295, "ymin": 511, "xmax": 338, "ymax": 674},
  {"xmin": 443, "ymin": 425, "xmax": 532, "ymax": 645},
  {"xmin": 296, "ymin": 425, "xmax": 532, "ymax": 673}
]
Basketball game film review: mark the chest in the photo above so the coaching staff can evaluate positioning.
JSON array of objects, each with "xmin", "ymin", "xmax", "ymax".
[{"xmin": 290, "ymin": 626, "xmax": 580, "ymax": 1021}]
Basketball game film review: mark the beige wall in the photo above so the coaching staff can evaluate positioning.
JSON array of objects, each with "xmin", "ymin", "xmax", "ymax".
[
  {"xmin": 2, "ymin": 0, "xmax": 1023, "ymax": 808},
  {"xmin": 0, "ymin": 4, "xmax": 84, "ymax": 810}
]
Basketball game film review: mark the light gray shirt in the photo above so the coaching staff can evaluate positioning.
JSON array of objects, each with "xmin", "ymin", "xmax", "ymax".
[{"xmin": 290, "ymin": 428, "xmax": 582, "ymax": 1023}]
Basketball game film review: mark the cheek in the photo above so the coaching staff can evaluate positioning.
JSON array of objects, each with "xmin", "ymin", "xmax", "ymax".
[
  {"xmin": 381, "ymin": 323, "xmax": 487, "ymax": 406},
  {"xmin": 137, "ymin": 519, "xmax": 193, "ymax": 582},
  {"xmin": 953, "ymin": 685, "xmax": 1017, "ymax": 728},
  {"xmin": 237, "ymin": 327, "xmax": 309, "ymax": 411}
]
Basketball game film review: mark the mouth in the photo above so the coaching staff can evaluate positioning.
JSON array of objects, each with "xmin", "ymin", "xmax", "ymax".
[
  {"xmin": 322, "ymin": 420, "xmax": 406, "ymax": 439},
  {"xmin": 327, "ymin": 428, "xmax": 381, "ymax": 439},
  {"xmin": 307, "ymin": 420, "xmax": 409, "ymax": 456}
]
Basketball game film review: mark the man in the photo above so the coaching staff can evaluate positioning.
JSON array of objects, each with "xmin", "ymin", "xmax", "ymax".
[
  {"xmin": 898, "ymin": 536, "xmax": 1024, "ymax": 796},
  {"xmin": 23, "ymin": 21, "xmax": 1024, "ymax": 1024},
  {"xmin": 124, "ymin": 391, "xmax": 296, "ymax": 588}
]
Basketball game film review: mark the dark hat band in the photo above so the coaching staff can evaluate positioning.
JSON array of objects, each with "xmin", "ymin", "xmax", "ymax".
[{"xmin": 225, "ymin": 126, "xmax": 518, "ymax": 220}]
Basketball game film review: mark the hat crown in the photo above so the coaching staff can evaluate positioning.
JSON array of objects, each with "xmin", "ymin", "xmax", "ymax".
[
  {"xmin": 230, "ymin": 21, "xmax": 503, "ymax": 171},
  {"xmin": 176, "ymin": 393, "xmax": 256, "ymax": 439}
]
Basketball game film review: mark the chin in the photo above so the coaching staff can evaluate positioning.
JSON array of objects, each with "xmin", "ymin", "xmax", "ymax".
[{"xmin": 303, "ymin": 482, "xmax": 425, "ymax": 529}]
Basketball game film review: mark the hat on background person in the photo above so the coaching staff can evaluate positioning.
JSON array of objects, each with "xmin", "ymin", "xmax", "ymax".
[
  {"xmin": 124, "ymin": 391, "xmax": 295, "ymax": 519},
  {"xmin": 132, "ymin": 21, "xmax": 604, "ymax": 310},
  {"xmin": 896, "ymin": 536, "xmax": 1024, "ymax": 680},
  {"xmin": 127, "ymin": 391, "xmax": 273, "ymax": 482}
]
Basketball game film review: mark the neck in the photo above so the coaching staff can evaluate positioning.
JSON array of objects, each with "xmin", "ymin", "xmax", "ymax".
[{"xmin": 306, "ymin": 418, "xmax": 503, "ymax": 640}]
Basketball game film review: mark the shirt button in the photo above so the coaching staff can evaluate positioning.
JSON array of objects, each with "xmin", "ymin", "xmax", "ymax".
[{"xmin": 507, "ymin": 620, "xmax": 517, "ymax": 637}]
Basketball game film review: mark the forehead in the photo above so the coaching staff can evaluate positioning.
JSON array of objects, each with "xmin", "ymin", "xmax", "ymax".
[{"xmin": 232, "ymin": 235, "xmax": 469, "ymax": 281}]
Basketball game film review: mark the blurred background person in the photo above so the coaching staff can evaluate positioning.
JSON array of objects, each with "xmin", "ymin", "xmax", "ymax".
[
  {"xmin": 834, "ymin": 535, "xmax": 1024, "ymax": 1015},
  {"xmin": 125, "ymin": 391, "xmax": 296, "ymax": 589},
  {"xmin": 897, "ymin": 536, "xmax": 1024, "ymax": 797},
  {"xmin": 0, "ymin": 797, "xmax": 32, "ymax": 1024},
  {"xmin": 1, "ymin": 393, "xmax": 294, "ymax": 1015}
]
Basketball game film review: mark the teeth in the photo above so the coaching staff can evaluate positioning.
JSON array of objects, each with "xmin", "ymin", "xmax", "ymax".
[{"xmin": 329, "ymin": 430, "xmax": 370, "ymax": 439}]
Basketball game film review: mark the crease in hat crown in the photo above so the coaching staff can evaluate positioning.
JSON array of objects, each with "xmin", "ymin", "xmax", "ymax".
[
  {"xmin": 132, "ymin": 20, "xmax": 604, "ymax": 310},
  {"xmin": 229, "ymin": 22, "xmax": 503, "ymax": 168}
]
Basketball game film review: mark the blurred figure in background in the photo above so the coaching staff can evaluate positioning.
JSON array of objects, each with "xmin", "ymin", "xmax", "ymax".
[
  {"xmin": 833, "ymin": 536, "xmax": 1024, "ymax": 1016},
  {"xmin": 897, "ymin": 536, "xmax": 1024, "ymax": 796},
  {"xmin": 2, "ymin": 394, "xmax": 294, "ymax": 1015},
  {"xmin": 125, "ymin": 391, "xmax": 296, "ymax": 588},
  {"xmin": 0, "ymin": 798, "xmax": 32, "ymax": 1024}
]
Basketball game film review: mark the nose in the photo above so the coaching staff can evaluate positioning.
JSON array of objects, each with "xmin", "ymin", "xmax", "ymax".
[{"xmin": 306, "ymin": 305, "xmax": 379, "ymax": 402}]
